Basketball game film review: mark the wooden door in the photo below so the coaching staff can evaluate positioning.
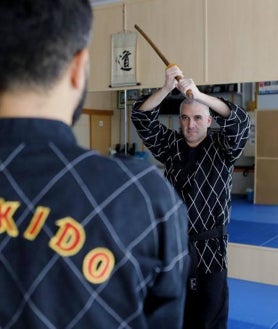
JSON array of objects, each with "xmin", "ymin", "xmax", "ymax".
[
  {"xmin": 81, "ymin": 109, "xmax": 113, "ymax": 156},
  {"xmin": 76, "ymin": 109, "xmax": 113, "ymax": 155},
  {"xmin": 91, "ymin": 113, "xmax": 112, "ymax": 155}
]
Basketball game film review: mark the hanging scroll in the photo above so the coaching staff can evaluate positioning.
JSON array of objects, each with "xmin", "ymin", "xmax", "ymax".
[{"xmin": 111, "ymin": 32, "xmax": 137, "ymax": 87}]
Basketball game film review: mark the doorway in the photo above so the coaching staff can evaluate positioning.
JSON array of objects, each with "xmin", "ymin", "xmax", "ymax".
[{"xmin": 78, "ymin": 109, "xmax": 113, "ymax": 156}]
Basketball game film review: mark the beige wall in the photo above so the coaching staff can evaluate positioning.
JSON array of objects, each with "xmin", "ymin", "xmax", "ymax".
[{"xmin": 89, "ymin": 0, "xmax": 278, "ymax": 91}]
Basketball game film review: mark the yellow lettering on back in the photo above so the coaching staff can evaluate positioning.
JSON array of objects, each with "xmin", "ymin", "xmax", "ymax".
[
  {"xmin": 49, "ymin": 217, "xmax": 85, "ymax": 256},
  {"xmin": 0, "ymin": 199, "xmax": 20, "ymax": 237},
  {"xmin": 23, "ymin": 206, "xmax": 50, "ymax": 240},
  {"xmin": 83, "ymin": 248, "xmax": 115, "ymax": 284}
]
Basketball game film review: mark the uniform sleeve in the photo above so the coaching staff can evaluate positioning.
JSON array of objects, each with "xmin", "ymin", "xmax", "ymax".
[
  {"xmin": 211, "ymin": 98, "xmax": 251, "ymax": 164},
  {"xmin": 143, "ymin": 175, "xmax": 190, "ymax": 329},
  {"xmin": 131, "ymin": 98, "xmax": 177, "ymax": 163}
]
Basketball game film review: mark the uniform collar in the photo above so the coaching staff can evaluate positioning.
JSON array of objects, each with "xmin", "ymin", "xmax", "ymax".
[{"xmin": 0, "ymin": 118, "xmax": 77, "ymax": 145}]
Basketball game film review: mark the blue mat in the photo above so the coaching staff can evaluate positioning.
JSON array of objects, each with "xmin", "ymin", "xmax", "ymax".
[
  {"xmin": 228, "ymin": 198, "xmax": 278, "ymax": 329},
  {"xmin": 231, "ymin": 196, "xmax": 278, "ymax": 224},
  {"xmin": 229, "ymin": 196, "xmax": 278, "ymax": 247},
  {"xmin": 228, "ymin": 220, "xmax": 278, "ymax": 248},
  {"xmin": 228, "ymin": 278, "xmax": 278, "ymax": 329}
]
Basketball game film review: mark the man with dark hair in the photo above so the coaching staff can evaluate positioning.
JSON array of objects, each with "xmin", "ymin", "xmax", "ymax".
[
  {"xmin": 131, "ymin": 65, "xmax": 251, "ymax": 329},
  {"xmin": 0, "ymin": 2, "xmax": 190, "ymax": 328}
]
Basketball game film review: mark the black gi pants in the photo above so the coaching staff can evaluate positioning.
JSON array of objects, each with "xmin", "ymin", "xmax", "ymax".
[{"xmin": 183, "ymin": 269, "xmax": 229, "ymax": 329}]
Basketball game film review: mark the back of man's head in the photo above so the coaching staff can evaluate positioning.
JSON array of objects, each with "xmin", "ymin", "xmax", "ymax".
[{"xmin": 0, "ymin": 0, "xmax": 93, "ymax": 93}]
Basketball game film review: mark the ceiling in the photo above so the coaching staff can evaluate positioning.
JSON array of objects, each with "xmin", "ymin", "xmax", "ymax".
[{"xmin": 90, "ymin": 0, "xmax": 122, "ymax": 6}]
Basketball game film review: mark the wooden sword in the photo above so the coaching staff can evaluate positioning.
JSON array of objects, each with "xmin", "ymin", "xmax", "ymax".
[{"xmin": 134, "ymin": 24, "xmax": 193, "ymax": 99}]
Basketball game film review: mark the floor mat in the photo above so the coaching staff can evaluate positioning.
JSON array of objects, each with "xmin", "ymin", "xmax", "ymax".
[
  {"xmin": 228, "ymin": 220, "xmax": 278, "ymax": 247},
  {"xmin": 228, "ymin": 278, "xmax": 278, "ymax": 329},
  {"xmin": 229, "ymin": 196, "xmax": 278, "ymax": 247}
]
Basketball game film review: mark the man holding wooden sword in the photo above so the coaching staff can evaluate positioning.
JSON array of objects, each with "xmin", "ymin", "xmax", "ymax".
[{"xmin": 132, "ymin": 64, "xmax": 251, "ymax": 329}]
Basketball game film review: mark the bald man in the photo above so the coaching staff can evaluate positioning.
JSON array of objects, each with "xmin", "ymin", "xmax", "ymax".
[{"xmin": 131, "ymin": 65, "xmax": 251, "ymax": 329}]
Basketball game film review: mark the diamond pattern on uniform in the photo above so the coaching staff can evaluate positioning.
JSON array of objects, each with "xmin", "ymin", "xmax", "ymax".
[
  {"xmin": 0, "ymin": 118, "xmax": 189, "ymax": 329},
  {"xmin": 132, "ymin": 97, "xmax": 250, "ymax": 274}
]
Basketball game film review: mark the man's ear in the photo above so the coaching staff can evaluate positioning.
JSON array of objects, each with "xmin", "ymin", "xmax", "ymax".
[
  {"xmin": 207, "ymin": 115, "xmax": 212, "ymax": 127},
  {"xmin": 70, "ymin": 49, "xmax": 89, "ymax": 89}
]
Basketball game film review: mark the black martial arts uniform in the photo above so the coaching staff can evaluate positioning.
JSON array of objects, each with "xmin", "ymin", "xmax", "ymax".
[
  {"xmin": 131, "ymin": 97, "xmax": 250, "ymax": 329},
  {"xmin": 0, "ymin": 118, "xmax": 190, "ymax": 329}
]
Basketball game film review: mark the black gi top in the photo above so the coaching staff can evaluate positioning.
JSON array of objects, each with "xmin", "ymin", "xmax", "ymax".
[
  {"xmin": 0, "ymin": 118, "xmax": 190, "ymax": 329},
  {"xmin": 131, "ymin": 98, "xmax": 250, "ymax": 274}
]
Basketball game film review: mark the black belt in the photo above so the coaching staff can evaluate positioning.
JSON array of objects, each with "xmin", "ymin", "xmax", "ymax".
[
  {"xmin": 188, "ymin": 225, "xmax": 227, "ymax": 290},
  {"xmin": 189, "ymin": 225, "xmax": 227, "ymax": 242}
]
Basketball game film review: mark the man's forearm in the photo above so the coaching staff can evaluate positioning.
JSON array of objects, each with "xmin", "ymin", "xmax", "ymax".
[
  {"xmin": 138, "ymin": 86, "xmax": 171, "ymax": 112},
  {"xmin": 197, "ymin": 93, "xmax": 231, "ymax": 118}
]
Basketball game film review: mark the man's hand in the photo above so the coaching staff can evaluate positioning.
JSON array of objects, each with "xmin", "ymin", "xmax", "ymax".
[
  {"xmin": 177, "ymin": 78, "xmax": 231, "ymax": 117},
  {"xmin": 163, "ymin": 65, "xmax": 184, "ymax": 93},
  {"xmin": 177, "ymin": 78, "xmax": 202, "ymax": 100}
]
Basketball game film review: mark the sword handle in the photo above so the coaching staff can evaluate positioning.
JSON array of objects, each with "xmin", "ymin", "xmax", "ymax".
[{"xmin": 167, "ymin": 64, "xmax": 193, "ymax": 99}]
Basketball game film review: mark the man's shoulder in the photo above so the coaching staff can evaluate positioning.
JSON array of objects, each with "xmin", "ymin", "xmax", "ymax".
[
  {"xmin": 76, "ymin": 151, "xmax": 163, "ymax": 182},
  {"xmin": 110, "ymin": 154, "xmax": 167, "ymax": 185},
  {"xmin": 99, "ymin": 154, "xmax": 177, "ymax": 193}
]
